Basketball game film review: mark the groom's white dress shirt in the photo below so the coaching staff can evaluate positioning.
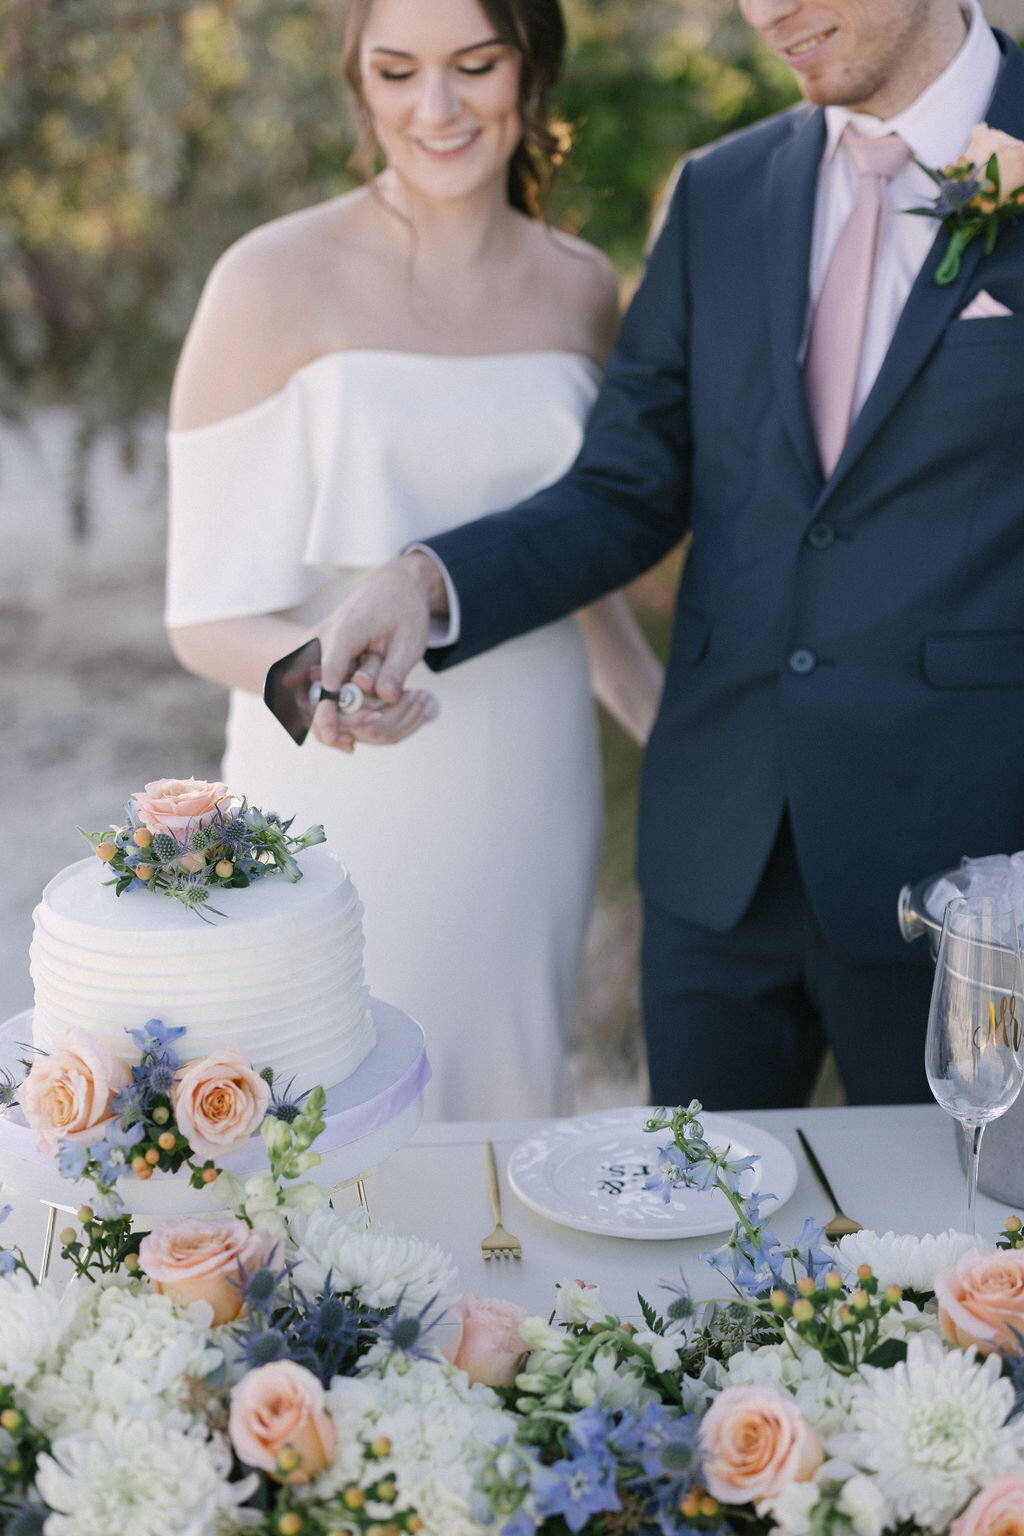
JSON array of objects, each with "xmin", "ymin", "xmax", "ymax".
[{"xmin": 808, "ymin": 1, "xmax": 1000, "ymax": 419}]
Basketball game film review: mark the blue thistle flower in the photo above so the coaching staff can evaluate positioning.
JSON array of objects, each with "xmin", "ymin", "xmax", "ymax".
[{"xmin": 376, "ymin": 1288, "xmax": 447, "ymax": 1362}]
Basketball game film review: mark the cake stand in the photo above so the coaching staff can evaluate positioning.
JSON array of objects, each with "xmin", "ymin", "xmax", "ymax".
[{"xmin": 0, "ymin": 997, "xmax": 429, "ymax": 1266}]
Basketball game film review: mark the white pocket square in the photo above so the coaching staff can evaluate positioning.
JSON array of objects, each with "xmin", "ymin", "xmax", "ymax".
[{"xmin": 958, "ymin": 288, "xmax": 1013, "ymax": 319}]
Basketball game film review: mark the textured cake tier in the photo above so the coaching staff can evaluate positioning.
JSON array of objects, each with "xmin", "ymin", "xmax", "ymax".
[{"xmin": 30, "ymin": 845, "xmax": 375, "ymax": 1095}]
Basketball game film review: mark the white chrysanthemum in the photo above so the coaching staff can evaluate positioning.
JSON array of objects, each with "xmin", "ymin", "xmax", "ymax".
[
  {"xmin": 306, "ymin": 1355, "xmax": 516, "ymax": 1536},
  {"xmin": 34, "ymin": 1415, "xmax": 259, "ymax": 1536},
  {"xmin": 288, "ymin": 1207, "xmax": 458, "ymax": 1310},
  {"xmin": 24, "ymin": 1275, "xmax": 221, "ymax": 1438},
  {"xmin": 0, "ymin": 1270, "xmax": 68, "ymax": 1391},
  {"xmin": 828, "ymin": 1333, "xmax": 1024, "ymax": 1530},
  {"xmin": 834, "ymin": 1229, "xmax": 987, "ymax": 1293}
]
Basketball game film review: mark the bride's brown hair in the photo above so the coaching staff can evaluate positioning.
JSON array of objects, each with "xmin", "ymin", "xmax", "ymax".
[{"xmin": 342, "ymin": 0, "xmax": 571, "ymax": 218}]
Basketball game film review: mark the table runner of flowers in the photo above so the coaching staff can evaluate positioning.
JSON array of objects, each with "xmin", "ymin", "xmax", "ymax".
[{"xmin": 4, "ymin": 1030, "xmax": 1024, "ymax": 1536}]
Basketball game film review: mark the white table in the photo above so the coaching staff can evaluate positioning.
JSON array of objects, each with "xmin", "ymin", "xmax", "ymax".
[{"xmin": 1, "ymin": 1104, "xmax": 1006, "ymax": 1311}]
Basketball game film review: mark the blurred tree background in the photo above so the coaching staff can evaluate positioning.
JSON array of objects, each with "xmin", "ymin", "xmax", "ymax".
[
  {"xmin": 1, "ymin": 0, "xmax": 801, "ymax": 1094},
  {"xmin": 1, "ymin": 0, "xmax": 798, "ymax": 522}
]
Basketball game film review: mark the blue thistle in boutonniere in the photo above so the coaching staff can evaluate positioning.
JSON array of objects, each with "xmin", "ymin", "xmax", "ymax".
[{"xmin": 908, "ymin": 123, "xmax": 1024, "ymax": 284}]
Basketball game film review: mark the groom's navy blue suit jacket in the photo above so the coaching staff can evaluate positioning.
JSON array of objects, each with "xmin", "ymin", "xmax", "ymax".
[{"xmin": 427, "ymin": 30, "xmax": 1024, "ymax": 962}]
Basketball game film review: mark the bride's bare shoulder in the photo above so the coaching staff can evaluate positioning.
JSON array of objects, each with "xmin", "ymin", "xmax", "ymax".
[
  {"xmin": 169, "ymin": 191, "xmax": 379, "ymax": 430},
  {"xmin": 521, "ymin": 221, "xmax": 621, "ymax": 365}
]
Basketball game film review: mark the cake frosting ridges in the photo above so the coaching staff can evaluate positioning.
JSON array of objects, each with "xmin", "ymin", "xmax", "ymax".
[{"xmin": 30, "ymin": 843, "xmax": 376, "ymax": 1096}]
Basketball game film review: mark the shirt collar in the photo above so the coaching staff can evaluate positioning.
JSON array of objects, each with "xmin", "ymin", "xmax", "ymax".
[{"xmin": 822, "ymin": 1, "xmax": 1001, "ymax": 169}]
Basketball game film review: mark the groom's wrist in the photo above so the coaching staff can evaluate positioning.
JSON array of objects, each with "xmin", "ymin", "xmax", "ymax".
[{"xmin": 401, "ymin": 545, "xmax": 461, "ymax": 646}]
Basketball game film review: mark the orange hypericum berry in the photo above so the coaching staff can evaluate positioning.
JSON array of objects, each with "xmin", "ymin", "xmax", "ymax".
[
  {"xmin": 96, "ymin": 842, "xmax": 117, "ymax": 862},
  {"xmin": 133, "ymin": 827, "xmax": 153, "ymax": 847},
  {"xmin": 157, "ymin": 1131, "xmax": 176, "ymax": 1151}
]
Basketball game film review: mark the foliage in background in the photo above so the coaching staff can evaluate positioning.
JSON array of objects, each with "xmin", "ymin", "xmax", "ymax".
[{"xmin": 1, "ymin": 0, "xmax": 798, "ymax": 519}]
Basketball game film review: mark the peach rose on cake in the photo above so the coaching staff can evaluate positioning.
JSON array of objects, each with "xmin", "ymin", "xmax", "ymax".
[
  {"xmin": 698, "ymin": 1384, "xmax": 824, "ymax": 1504},
  {"xmin": 966, "ymin": 124, "xmax": 1024, "ymax": 203},
  {"xmin": 951, "ymin": 1475, "xmax": 1024, "ymax": 1536},
  {"xmin": 173, "ymin": 1046, "xmax": 271, "ymax": 1160},
  {"xmin": 20, "ymin": 1028, "xmax": 131, "ymax": 1155},
  {"xmin": 131, "ymin": 777, "xmax": 232, "ymax": 842},
  {"xmin": 934, "ymin": 1248, "xmax": 1024, "ymax": 1357},
  {"xmin": 138, "ymin": 1214, "xmax": 277, "ymax": 1326},
  {"xmin": 229, "ymin": 1360, "xmax": 336, "ymax": 1484},
  {"xmin": 443, "ymin": 1293, "xmax": 530, "ymax": 1387}
]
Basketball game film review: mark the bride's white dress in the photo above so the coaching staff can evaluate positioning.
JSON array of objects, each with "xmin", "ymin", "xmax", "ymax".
[{"xmin": 165, "ymin": 350, "xmax": 603, "ymax": 1120}]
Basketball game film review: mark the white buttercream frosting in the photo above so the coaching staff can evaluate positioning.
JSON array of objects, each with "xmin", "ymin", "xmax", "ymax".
[{"xmin": 29, "ymin": 845, "xmax": 375, "ymax": 1094}]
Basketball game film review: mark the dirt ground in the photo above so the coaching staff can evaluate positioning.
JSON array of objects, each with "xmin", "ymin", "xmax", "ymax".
[{"xmin": 0, "ymin": 408, "xmax": 647, "ymax": 1112}]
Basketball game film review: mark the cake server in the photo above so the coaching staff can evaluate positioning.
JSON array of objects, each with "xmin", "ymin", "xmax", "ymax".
[{"xmin": 263, "ymin": 637, "xmax": 370, "ymax": 745}]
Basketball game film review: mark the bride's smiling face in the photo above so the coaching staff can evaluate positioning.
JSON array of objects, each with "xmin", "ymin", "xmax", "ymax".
[{"xmin": 360, "ymin": 0, "xmax": 523, "ymax": 205}]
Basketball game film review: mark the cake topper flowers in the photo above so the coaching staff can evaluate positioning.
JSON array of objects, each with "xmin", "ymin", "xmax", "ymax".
[
  {"xmin": 79, "ymin": 776, "xmax": 325, "ymax": 915},
  {"xmin": 909, "ymin": 123, "xmax": 1024, "ymax": 284}
]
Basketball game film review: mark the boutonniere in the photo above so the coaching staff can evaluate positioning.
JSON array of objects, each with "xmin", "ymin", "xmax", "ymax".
[{"xmin": 908, "ymin": 123, "xmax": 1024, "ymax": 284}]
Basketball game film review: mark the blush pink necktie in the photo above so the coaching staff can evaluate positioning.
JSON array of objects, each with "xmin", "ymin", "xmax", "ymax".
[{"xmin": 804, "ymin": 127, "xmax": 912, "ymax": 476}]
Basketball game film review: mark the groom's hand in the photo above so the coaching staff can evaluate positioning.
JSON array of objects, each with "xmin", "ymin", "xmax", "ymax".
[{"xmin": 314, "ymin": 551, "xmax": 447, "ymax": 747}]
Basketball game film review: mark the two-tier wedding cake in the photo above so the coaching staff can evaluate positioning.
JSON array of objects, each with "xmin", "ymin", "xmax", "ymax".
[{"xmin": 28, "ymin": 777, "xmax": 376, "ymax": 1097}]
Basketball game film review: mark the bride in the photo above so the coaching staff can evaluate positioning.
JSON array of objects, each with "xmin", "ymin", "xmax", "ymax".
[{"xmin": 164, "ymin": 0, "xmax": 663, "ymax": 1120}]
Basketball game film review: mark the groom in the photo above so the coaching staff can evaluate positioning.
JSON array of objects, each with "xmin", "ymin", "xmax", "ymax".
[{"xmin": 312, "ymin": 0, "xmax": 1024, "ymax": 1109}]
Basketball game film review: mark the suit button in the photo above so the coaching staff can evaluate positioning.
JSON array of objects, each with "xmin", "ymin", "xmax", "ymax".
[
  {"xmin": 806, "ymin": 520, "xmax": 836, "ymax": 549},
  {"xmin": 788, "ymin": 648, "xmax": 817, "ymax": 675}
]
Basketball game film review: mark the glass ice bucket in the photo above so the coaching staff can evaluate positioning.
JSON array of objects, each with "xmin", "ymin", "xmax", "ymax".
[{"xmin": 900, "ymin": 860, "xmax": 1024, "ymax": 1204}]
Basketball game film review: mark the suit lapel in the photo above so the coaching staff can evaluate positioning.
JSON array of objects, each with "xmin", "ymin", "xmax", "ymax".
[
  {"xmin": 826, "ymin": 32, "xmax": 1024, "ymax": 494},
  {"xmin": 764, "ymin": 104, "xmax": 826, "ymax": 486}
]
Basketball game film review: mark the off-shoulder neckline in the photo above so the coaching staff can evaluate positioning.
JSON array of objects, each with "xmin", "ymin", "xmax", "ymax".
[{"xmin": 168, "ymin": 347, "xmax": 601, "ymax": 439}]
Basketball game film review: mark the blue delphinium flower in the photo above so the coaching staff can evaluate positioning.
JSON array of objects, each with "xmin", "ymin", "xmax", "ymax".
[
  {"xmin": 89, "ymin": 1120, "xmax": 145, "ymax": 1183},
  {"xmin": 531, "ymin": 1439, "xmax": 621, "ymax": 1534},
  {"xmin": 643, "ymin": 1142, "xmax": 691, "ymax": 1203},
  {"xmin": 125, "ymin": 1018, "xmax": 186, "ymax": 1056},
  {"xmin": 55, "ymin": 1142, "xmax": 90, "ymax": 1181},
  {"xmin": 0, "ymin": 1250, "xmax": 16, "ymax": 1276}
]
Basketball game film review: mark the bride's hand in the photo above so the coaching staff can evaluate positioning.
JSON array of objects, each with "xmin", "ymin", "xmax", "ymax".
[{"xmin": 311, "ymin": 686, "xmax": 439, "ymax": 754}]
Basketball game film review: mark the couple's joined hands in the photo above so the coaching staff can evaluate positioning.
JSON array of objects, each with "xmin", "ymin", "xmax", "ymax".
[{"xmin": 311, "ymin": 552, "xmax": 445, "ymax": 753}]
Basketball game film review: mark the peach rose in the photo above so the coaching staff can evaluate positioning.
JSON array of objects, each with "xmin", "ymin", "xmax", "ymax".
[
  {"xmin": 229, "ymin": 1360, "xmax": 336, "ymax": 1484},
  {"xmin": 131, "ymin": 777, "xmax": 233, "ymax": 842},
  {"xmin": 443, "ymin": 1293, "xmax": 530, "ymax": 1387},
  {"xmin": 698, "ymin": 1385, "xmax": 824, "ymax": 1504},
  {"xmin": 173, "ymin": 1047, "xmax": 271, "ymax": 1160},
  {"xmin": 966, "ymin": 124, "xmax": 1024, "ymax": 204},
  {"xmin": 19, "ymin": 1028, "xmax": 131, "ymax": 1155},
  {"xmin": 950, "ymin": 1475, "xmax": 1024, "ymax": 1536},
  {"xmin": 935, "ymin": 1249, "xmax": 1024, "ymax": 1357},
  {"xmin": 138, "ymin": 1214, "xmax": 276, "ymax": 1326}
]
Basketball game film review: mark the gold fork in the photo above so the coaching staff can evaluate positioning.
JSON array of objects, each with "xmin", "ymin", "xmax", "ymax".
[
  {"xmin": 480, "ymin": 1141, "xmax": 522, "ymax": 1260},
  {"xmin": 796, "ymin": 1127, "xmax": 863, "ymax": 1241}
]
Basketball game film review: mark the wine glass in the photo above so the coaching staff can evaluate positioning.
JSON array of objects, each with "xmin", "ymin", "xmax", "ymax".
[{"xmin": 926, "ymin": 896, "xmax": 1024, "ymax": 1234}]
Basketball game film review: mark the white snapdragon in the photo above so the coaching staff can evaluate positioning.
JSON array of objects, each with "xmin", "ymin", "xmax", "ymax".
[
  {"xmin": 554, "ymin": 1279, "xmax": 611, "ymax": 1327},
  {"xmin": 289, "ymin": 1207, "xmax": 458, "ymax": 1311},
  {"xmin": 754, "ymin": 1476, "xmax": 822, "ymax": 1534},
  {"xmin": 568, "ymin": 1345, "xmax": 655, "ymax": 1413},
  {"xmin": 631, "ymin": 1326, "xmax": 686, "ymax": 1374},
  {"xmin": 836, "ymin": 1471, "xmax": 887, "ymax": 1536},
  {"xmin": 35, "ymin": 1415, "xmax": 258, "ymax": 1536}
]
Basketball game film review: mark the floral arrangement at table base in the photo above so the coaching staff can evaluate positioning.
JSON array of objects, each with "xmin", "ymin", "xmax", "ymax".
[{"xmin": 4, "ymin": 1094, "xmax": 1024, "ymax": 1535}]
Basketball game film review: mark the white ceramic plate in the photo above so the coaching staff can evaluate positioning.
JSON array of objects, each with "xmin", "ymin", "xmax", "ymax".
[{"xmin": 507, "ymin": 1108, "xmax": 797, "ymax": 1240}]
